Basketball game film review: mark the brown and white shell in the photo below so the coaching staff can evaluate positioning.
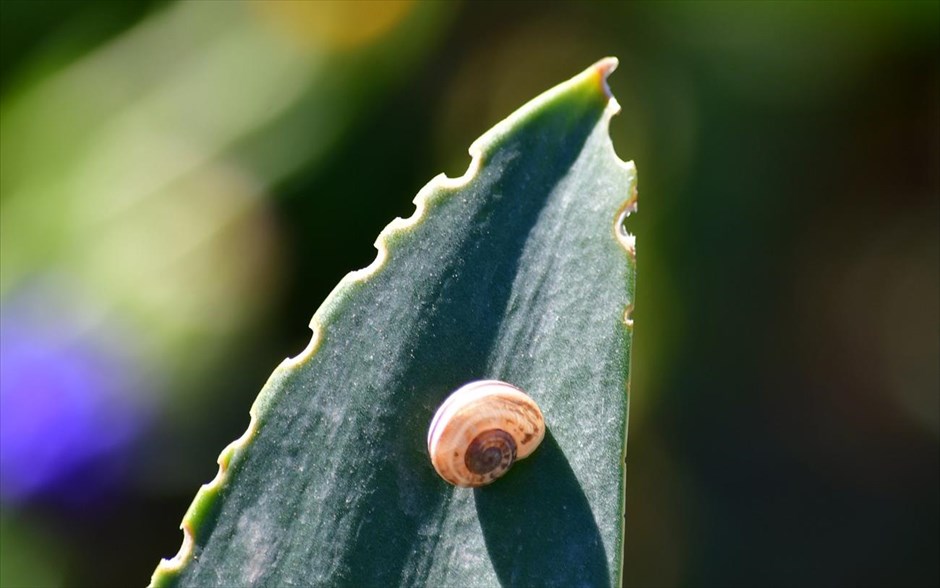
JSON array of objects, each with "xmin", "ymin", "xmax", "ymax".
[{"xmin": 427, "ymin": 380, "xmax": 545, "ymax": 487}]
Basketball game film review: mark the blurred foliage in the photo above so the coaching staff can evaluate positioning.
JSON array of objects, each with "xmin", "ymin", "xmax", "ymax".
[{"xmin": 0, "ymin": 1, "xmax": 937, "ymax": 587}]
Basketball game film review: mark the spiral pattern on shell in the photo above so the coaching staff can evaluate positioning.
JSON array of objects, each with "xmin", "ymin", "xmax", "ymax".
[{"xmin": 427, "ymin": 380, "xmax": 545, "ymax": 487}]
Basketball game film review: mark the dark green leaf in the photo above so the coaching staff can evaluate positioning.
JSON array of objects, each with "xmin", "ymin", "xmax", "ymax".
[{"xmin": 152, "ymin": 57, "xmax": 637, "ymax": 588}]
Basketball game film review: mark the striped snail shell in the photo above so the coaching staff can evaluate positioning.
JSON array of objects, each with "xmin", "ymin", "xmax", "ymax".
[{"xmin": 427, "ymin": 380, "xmax": 545, "ymax": 487}]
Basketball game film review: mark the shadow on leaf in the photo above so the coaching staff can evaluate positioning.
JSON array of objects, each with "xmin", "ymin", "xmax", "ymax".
[{"xmin": 474, "ymin": 430, "xmax": 610, "ymax": 587}]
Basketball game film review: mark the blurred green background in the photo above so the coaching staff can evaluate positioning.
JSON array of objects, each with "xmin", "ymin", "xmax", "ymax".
[{"xmin": 1, "ymin": 1, "xmax": 937, "ymax": 586}]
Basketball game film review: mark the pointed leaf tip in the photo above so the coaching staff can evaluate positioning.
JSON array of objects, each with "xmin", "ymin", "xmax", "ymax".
[
  {"xmin": 593, "ymin": 57, "xmax": 618, "ymax": 99},
  {"xmin": 469, "ymin": 56, "xmax": 621, "ymax": 159}
]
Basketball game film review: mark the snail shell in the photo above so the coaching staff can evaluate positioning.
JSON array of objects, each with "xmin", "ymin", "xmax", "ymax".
[{"xmin": 427, "ymin": 380, "xmax": 545, "ymax": 487}]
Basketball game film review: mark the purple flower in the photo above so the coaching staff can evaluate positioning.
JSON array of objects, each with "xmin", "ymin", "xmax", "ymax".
[{"xmin": 0, "ymin": 284, "xmax": 153, "ymax": 506}]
